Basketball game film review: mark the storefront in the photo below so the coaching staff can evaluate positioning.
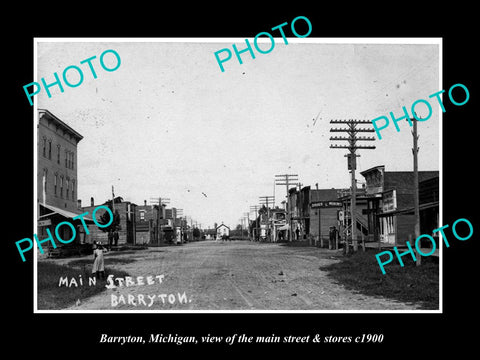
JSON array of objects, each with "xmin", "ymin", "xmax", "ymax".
[{"xmin": 37, "ymin": 203, "xmax": 95, "ymax": 255}]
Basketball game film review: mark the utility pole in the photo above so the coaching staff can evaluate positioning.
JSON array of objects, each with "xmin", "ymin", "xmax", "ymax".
[
  {"xmin": 259, "ymin": 195, "xmax": 275, "ymax": 241},
  {"xmin": 330, "ymin": 119, "xmax": 376, "ymax": 252},
  {"xmin": 245, "ymin": 211, "xmax": 250, "ymax": 239},
  {"xmin": 111, "ymin": 185, "xmax": 115, "ymax": 213},
  {"xmin": 243, "ymin": 212, "xmax": 250, "ymax": 240},
  {"xmin": 250, "ymin": 205, "xmax": 260, "ymax": 241},
  {"xmin": 239, "ymin": 217, "xmax": 245, "ymax": 239},
  {"xmin": 176, "ymin": 208, "xmax": 184, "ymax": 243},
  {"xmin": 411, "ymin": 115, "xmax": 421, "ymax": 266},
  {"xmin": 150, "ymin": 197, "xmax": 170, "ymax": 245},
  {"xmin": 275, "ymin": 174, "xmax": 299, "ymax": 241}
]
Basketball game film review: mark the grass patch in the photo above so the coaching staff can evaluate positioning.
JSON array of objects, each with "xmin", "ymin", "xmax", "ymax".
[
  {"xmin": 37, "ymin": 261, "xmax": 130, "ymax": 310},
  {"xmin": 319, "ymin": 249, "xmax": 439, "ymax": 309}
]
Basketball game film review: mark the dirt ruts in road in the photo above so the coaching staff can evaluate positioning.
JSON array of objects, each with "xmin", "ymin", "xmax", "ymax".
[{"xmin": 59, "ymin": 241, "xmax": 421, "ymax": 311}]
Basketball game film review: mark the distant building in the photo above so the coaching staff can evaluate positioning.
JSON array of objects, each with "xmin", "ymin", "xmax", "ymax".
[
  {"xmin": 82, "ymin": 197, "xmax": 137, "ymax": 246},
  {"xmin": 216, "ymin": 224, "xmax": 230, "ymax": 238},
  {"xmin": 309, "ymin": 188, "xmax": 343, "ymax": 243},
  {"xmin": 135, "ymin": 200, "xmax": 159, "ymax": 244},
  {"xmin": 270, "ymin": 207, "xmax": 287, "ymax": 242},
  {"xmin": 288, "ymin": 186, "xmax": 342, "ymax": 241}
]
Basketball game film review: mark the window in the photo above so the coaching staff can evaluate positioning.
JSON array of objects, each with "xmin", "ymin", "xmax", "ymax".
[
  {"xmin": 43, "ymin": 169, "xmax": 48, "ymax": 194},
  {"xmin": 71, "ymin": 152, "xmax": 74, "ymax": 170},
  {"xmin": 57, "ymin": 145, "xmax": 61, "ymax": 164},
  {"xmin": 71, "ymin": 179, "xmax": 75, "ymax": 200},
  {"xmin": 48, "ymin": 140, "xmax": 52, "ymax": 159},
  {"xmin": 64, "ymin": 151, "xmax": 74, "ymax": 169},
  {"xmin": 42, "ymin": 137, "xmax": 46, "ymax": 157},
  {"xmin": 140, "ymin": 211, "xmax": 145, "ymax": 221},
  {"xmin": 60, "ymin": 176, "xmax": 64, "ymax": 198},
  {"xmin": 54, "ymin": 173, "xmax": 57, "ymax": 195},
  {"xmin": 66, "ymin": 178, "xmax": 69, "ymax": 199}
]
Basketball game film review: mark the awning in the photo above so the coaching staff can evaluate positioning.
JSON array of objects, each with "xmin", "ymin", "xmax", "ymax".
[{"xmin": 39, "ymin": 203, "xmax": 95, "ymax": 223}]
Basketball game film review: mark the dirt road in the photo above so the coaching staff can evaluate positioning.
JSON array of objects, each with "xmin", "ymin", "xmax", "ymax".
[{"xmin": 60, "ymin": 240, "xmax": 420, "ymax": 311}]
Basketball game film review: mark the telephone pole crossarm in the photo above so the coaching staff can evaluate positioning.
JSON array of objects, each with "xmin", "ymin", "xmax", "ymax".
[{"xmin": 329, "ymin": 119, "xmax": 376, "ymax": 252}]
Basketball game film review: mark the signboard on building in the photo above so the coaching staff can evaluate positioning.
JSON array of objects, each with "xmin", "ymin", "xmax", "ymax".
[
  {"xmin": 311, "ymin": 201, "xmax": 343, "ymax": 208},
  {"xmin": 38, "ymin": 219, "xmax": 51, "ymax": 226},
  {"xmin": 382, "ymin": 189, "xmax": 397, "ymax": 212}
]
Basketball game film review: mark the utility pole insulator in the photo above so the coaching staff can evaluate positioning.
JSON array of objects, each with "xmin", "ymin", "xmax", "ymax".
[{"xmin": 329, "ymin": 119, "xmax": 376, "ymax": 252}]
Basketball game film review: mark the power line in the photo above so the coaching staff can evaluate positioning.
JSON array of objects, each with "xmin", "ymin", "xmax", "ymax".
[
  {"xmin": 275, "ymin": 174, "xmax": 299, "ymax": 241},
  {"xmin": 330, "ymin": 119, "xmax": 376, "ymax": 252}
]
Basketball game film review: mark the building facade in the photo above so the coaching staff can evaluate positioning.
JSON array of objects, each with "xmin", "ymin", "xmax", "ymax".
[
  {"xmin": 37, "ymin": 109, "xmax": 88, "ymax": 248},
  {"xmin": 81, "ymin": 197, "xmax": 137, "ymax": 246},
  {"xmin": 309, "ymin": 188, "xmax": 342, "ymax": 244},
  {"xmin": 216, "ymin": 224, "xmax": 230, "ymax": 238},
  {"xmin": 361, "ymin": 165, "xmax": 439, "ymax": 246}
]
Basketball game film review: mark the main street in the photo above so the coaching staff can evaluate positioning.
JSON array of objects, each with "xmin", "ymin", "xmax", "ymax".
[{"xmin": 61, "ymin": 240, "xmax": 420, "ymax": 311}]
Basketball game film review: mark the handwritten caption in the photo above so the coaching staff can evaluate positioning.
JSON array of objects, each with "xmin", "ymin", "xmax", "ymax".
[{"xmin": 59, "ymin": 273, "xmax": 193, "ymax": 308}]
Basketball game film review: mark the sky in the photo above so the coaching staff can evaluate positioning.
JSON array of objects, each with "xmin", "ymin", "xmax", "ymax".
[{"xmin": 36, "ymin": 39, "xmax": 440, "ymax": 229}]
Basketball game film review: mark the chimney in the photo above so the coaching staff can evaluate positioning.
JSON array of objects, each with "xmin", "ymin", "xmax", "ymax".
[
  {"xmin": 144, "ymin": 200, "xmax": 147, "ymax": 206},
  {"xmin": 90, "ymin": 197, "xmax": 94, "ymax": 207}
]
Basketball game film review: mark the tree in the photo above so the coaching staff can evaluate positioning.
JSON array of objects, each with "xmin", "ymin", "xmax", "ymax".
[
  {"xmin": 98, "ymin": 201, "xmax": 121, "ymax": 233},
  {"xmin": 193, "ymin": 227, "xmax": 200, "ymax": 239}
]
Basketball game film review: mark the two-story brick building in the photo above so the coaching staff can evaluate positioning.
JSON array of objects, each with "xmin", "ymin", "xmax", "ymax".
[
  {"xmin": 37, "ymin": 109, "xmax": 91, "ymax": 247},
  {"xmin": 360, "ymin": 165, "xmax": 439, "ymax": 246}
]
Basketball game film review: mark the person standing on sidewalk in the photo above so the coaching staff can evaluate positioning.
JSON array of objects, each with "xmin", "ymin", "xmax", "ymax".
[
  {"xmin": 107, "ymin": 230, "xmax": 114, "ymax": 249},
  {"xmin": 92, "ymin": 243, "xmax": 107, "ymax": 279},
  {"xmin": 113, "ymin": 230, "xmax": 119, "ymax": 247}
]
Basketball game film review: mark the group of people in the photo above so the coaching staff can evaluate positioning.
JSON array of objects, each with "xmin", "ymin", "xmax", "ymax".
[
  {"xmin": 213, "ymin": 234, "xmax": 230, "ymax": 242},
  {"xmin": 107, "ymin": 230, "xmax": 119, "ymax": 247}
]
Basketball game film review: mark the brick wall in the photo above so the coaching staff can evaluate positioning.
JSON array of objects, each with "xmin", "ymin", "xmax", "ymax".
[{"xmin": 37, "ymin": 112, "xmax": 80, "ymax": 213}]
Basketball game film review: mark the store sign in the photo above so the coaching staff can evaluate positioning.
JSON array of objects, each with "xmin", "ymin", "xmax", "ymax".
[
  {"xmin": 382, "ymin": 190, "xmax": 397, "ymax": 212},
  {"xmin": 311, "ymin": 201, "xmax": 342, "ymax": 209},
  {"xmin": 38, "ymin": 219, "xmax": 52, "ymax": 226}
]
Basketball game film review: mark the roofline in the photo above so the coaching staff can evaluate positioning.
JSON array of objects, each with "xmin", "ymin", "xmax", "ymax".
[
  {"xmin": 360, "ymin": 165, "xmax": 385, "ymax": 176},
  {"xmin": 38, "ymin": 109, "xmax": 84, "ymax": 142}
]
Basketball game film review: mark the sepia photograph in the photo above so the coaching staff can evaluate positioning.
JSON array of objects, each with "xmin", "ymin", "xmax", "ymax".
[{"xmin": 33, "ymin": 38, "xmax": 441, "ymax": 312}]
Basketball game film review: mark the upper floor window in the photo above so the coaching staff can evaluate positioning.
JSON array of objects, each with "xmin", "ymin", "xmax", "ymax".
[
  {"xmin": 60, "ymin": 176, "xmax": 64, "ymax": 198},
  {"xmin": 42, "ymin": 137, "xmax": 46, "ymax": 157},
  {"xmin": 57, "ymin": 145, "xmax": 61, "ymax": 164},
  {"xmin": 48, "ymin": 140, "xmax": 52, "ymax": 159},
  {"xmin": 71, "ymin": 179, "xmax": 75, "ymax": 200},
  {"xmin": 64, "ymin": 150, "xmax": 75, "ymax": 169},
  {"xmin": 54, "ymin": 173, "xmax": 58, "ymax": 195},
  {"xmin": 43, "ymin": 168, "xmax": 48, "ymax": 194}
]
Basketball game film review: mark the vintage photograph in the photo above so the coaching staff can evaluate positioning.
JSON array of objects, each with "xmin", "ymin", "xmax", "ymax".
[{"xmin": 34, "ymin": 39, "xmax": 441, "ymax": 312}]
